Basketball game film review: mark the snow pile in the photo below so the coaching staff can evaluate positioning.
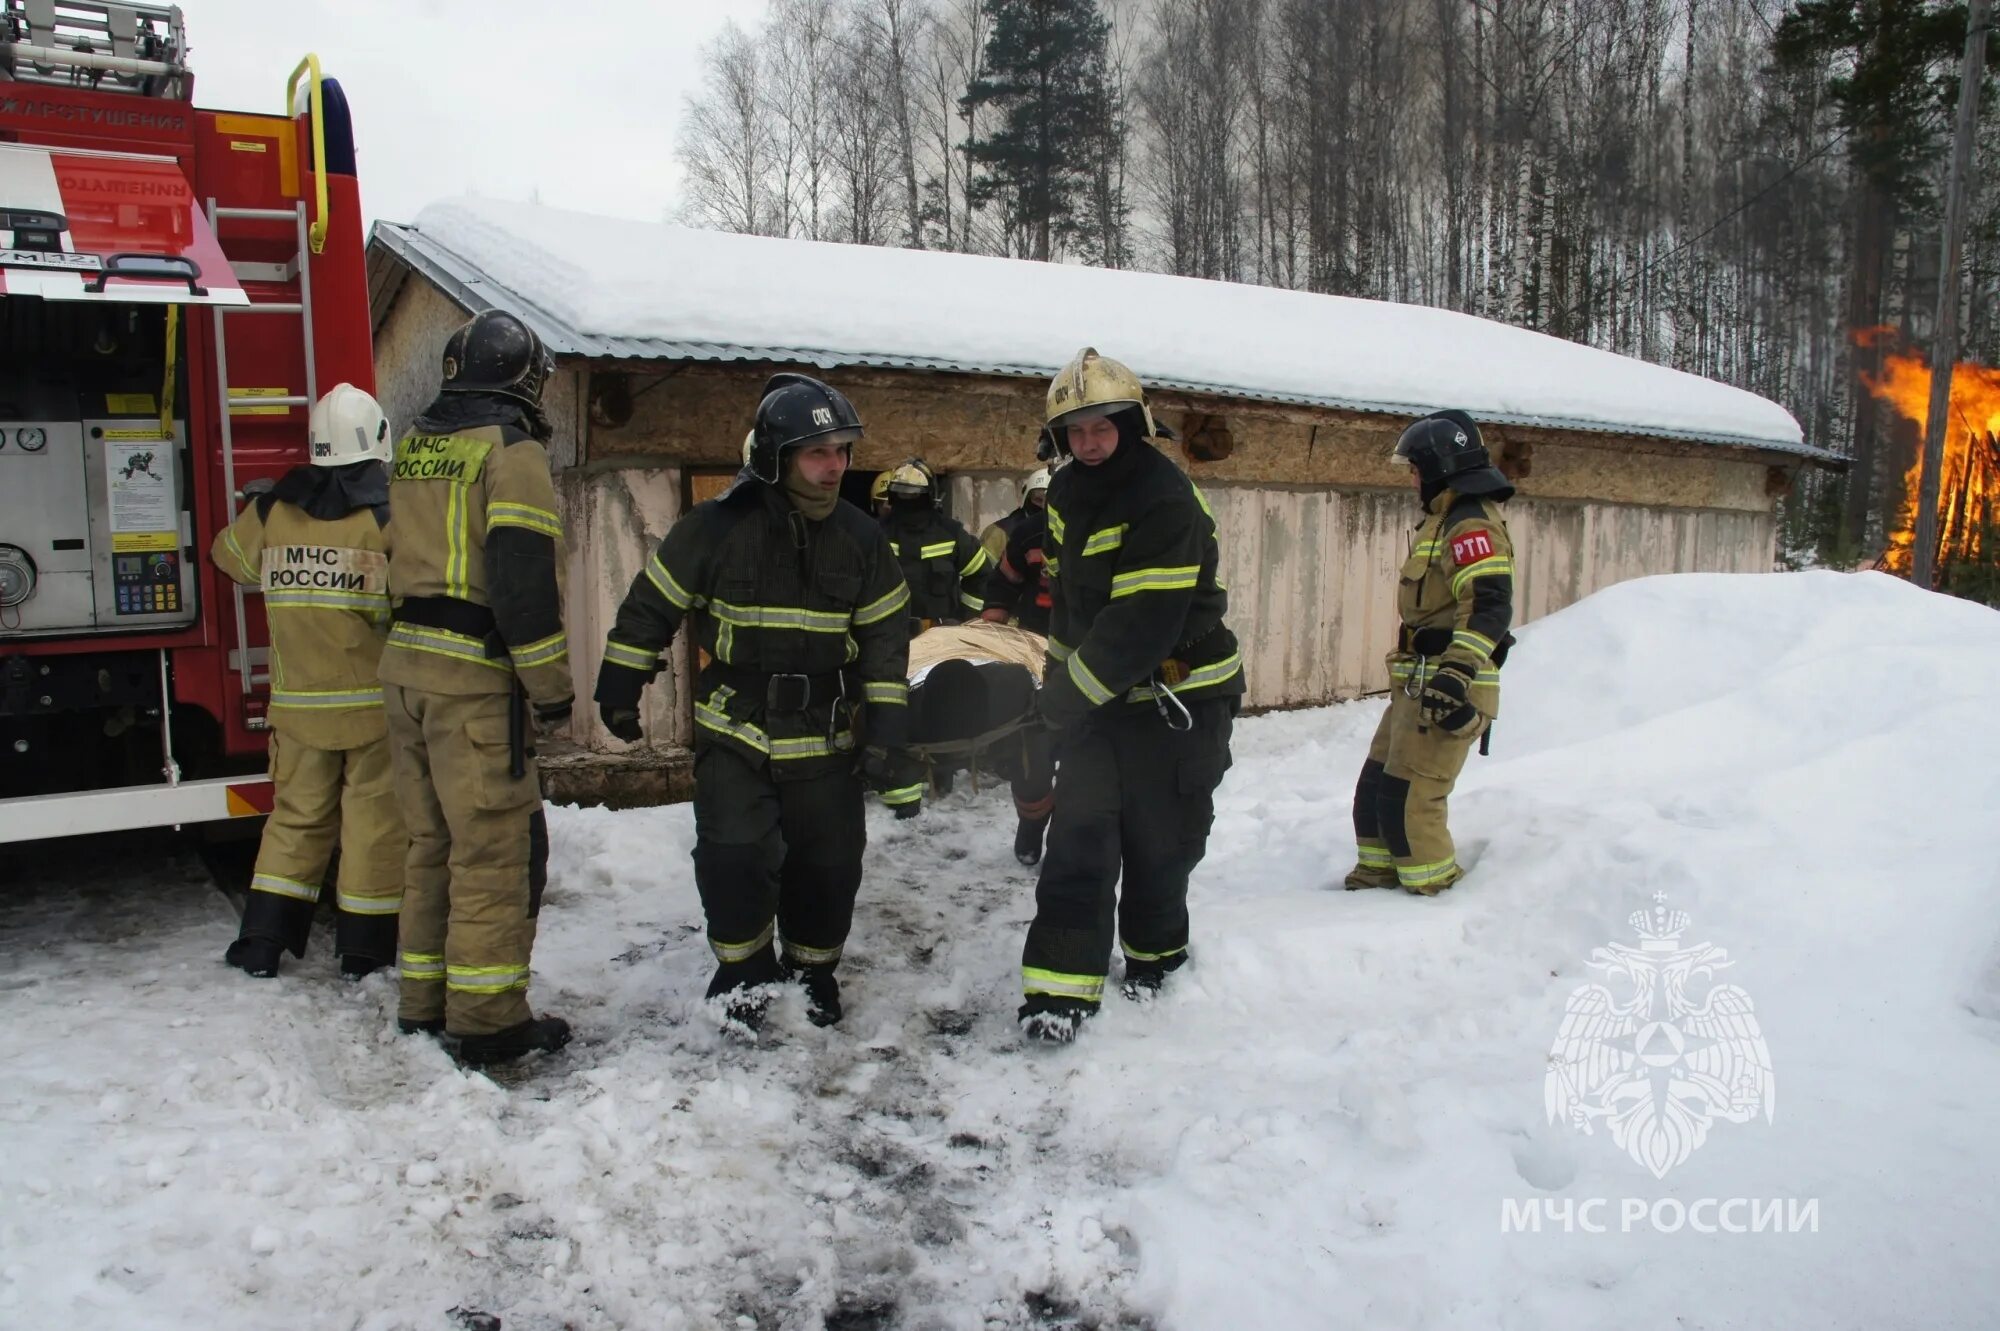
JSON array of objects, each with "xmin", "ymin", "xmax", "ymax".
[
  {"xmin": 4, "ymin": 570, "xmax": 1998, "ymax": 1329},
  {"xmin": 408, "ymin": 197, "xmax": 1807, "ymax": 453}
]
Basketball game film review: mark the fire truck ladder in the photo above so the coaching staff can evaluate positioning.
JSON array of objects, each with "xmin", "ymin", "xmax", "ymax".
[
  {"xmin": 0, "ymin": 0, "xmax": 188, "ymax": 95},
  {"xmin": 205, "ymin": 198, "xmax": 319, "ymax": 708}
]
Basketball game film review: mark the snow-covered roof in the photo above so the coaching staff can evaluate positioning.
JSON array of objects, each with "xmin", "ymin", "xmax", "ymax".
[{"xmin": 375, "ymin": 197, "xmax": 1818, "ymax": 458}]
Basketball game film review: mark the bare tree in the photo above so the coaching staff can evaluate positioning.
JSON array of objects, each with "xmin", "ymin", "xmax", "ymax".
[{"xmin": 675, "ymin": 21, "xmax": 774, "ymax": 234}]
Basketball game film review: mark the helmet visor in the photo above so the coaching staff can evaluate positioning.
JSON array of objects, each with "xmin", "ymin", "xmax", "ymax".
[
  {"xmin": 1048, "ymin": 399, "xmax": 1138, "ymax": 434},
  {"xmin": 792, "ymin": 427, "xmax": 863, "ymax": 451},
  {"xmin": 1390, "ymin": 422, "xmax": 1425, "ymax": 465}
]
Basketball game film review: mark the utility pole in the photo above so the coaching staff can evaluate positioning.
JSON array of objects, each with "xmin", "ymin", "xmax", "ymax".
[{"xmin": 1915, "ymin": 0, "xmax": 1991, "ymax": 588}]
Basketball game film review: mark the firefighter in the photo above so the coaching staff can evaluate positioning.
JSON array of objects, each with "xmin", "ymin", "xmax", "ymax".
[
  {"xmin": 977, "ymin": 467, "xmax": 1056, "ymax": 863},
  {"xmin": 879, "ymin": 458, "xmax": 990, "ymax": 631},
  {"xmin": 979, "ymin": 467, "xmax": 1054, "ymax": 636},
  {"xmin": 593, "ymin": 373, "xmax": 920, "ymax": 1033},
  {"xmin": 215, "ymin": 384, "xmax": 406, "ymax": 980},
  {"xmin": 869, "ymin": 470, "xmax": 895, "ymax": 520},
  {"xmin": 1018, "ymin": 349, "xmax": 1243, "ymax": 1044},
  {"xmin": 379, "ymin": 310, "xmax": 573, "ymax": 1067},
  {"xmin": 1344, "ymin": 409, "xmax": 1515, "ymax": 896},
  {"xmin": 980, "ymin": 466, "xmax": 1050, "ymax": 566}
]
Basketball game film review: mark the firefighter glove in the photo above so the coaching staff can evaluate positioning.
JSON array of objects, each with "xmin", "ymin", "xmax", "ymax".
[
  {"xmin": 599, "ymin": 703, "xmax": 644, "ymax": 743},
  {"xmin": 1419, "ymin": 661, "xmax": 1481, "ymax": 735},
  {"xmin": 860, "ymin": 745, "xmax": 924, "ymax": 818},
  {"xmin": 1035, "ymin": 669, "xmax": 1088, "ymax": 731}
]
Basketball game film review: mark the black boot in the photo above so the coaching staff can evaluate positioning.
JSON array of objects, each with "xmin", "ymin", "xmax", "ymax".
[
  {"xmin": 339, "ymin": 954, "xmax": 384, "ymax": 981},
  {"xmin": 1121, "ymin": 950, "xmax": 1190, "ymax": 1002},
  {"xmin": 1013, "ymin": 814, "xmax": 1050, "ymax": 866},
  {"xmin": 454, "ymin": 1016, "xmax": 572, "ymax": 1067},
  {"xmin": 398, "ymin": 1016, "xmax": 445, "ymax": 1036},
  {"xmin": 788, "ymin": 961, "xmax": 843, "ymax": 1027},
  {"xmin": 225, "ymin": 936, "xmax": 283, "ymax": 979},
  {"xmin": 1017, "ymin": 996, "xmax": 1094, "ymax": 1045},
  {"xmin": 707, "ymin": 945, "xmax": 785, "ymax": 1034}
]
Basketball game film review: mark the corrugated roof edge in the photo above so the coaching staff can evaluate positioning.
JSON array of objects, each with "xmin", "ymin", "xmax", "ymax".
[{"xmin": 369, "ymin": 220, "xmax": 1841, "ymax": 463}]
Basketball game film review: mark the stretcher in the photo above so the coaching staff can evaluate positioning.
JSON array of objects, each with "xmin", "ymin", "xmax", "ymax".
[{"xmin": 903, "ymin": 622, "xmax": 1047, "ymax": 785}]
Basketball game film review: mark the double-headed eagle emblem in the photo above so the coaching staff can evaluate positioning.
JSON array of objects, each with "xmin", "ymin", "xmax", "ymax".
[{"xmin": 1546, "ymin": 898, "xmax": 1775, "ymax": 1178}]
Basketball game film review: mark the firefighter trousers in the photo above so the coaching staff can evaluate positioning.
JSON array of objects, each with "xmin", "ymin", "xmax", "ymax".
[
  {"xmin": 1349, "ymin": 688, "xmax": 1484, "ymax": 894},
  {"xmin": 384, "ymin": 683, "xmax": 550, "ymax": 1035},
  {"xmin": 690, "ymin": 743, "xmax": 866, "ymax": 992},
  {"xmin": 1021, "ymin": 698, "xmax": 1234, "ymax": 1008},
  {"xmin": 236, "ymin": 731, "xmax": 407, "ymax": 963}
]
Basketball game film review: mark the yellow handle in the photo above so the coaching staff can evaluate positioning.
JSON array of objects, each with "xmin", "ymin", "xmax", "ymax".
[{"xmin": 284, "ymin": 54, "xmax": 329, "ymax": 255}]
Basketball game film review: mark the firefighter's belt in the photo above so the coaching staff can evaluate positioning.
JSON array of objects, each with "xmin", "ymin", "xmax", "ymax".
[
  {"xmin": 393, "ymin": 595, "xmax": 506, "ymax": 658},
  {"xmin": 1399, "ymin": 626, "xmax": 1455, "ymax": 655},
  {"xmin": 1398, "ymin": 624, "xmax": 1515, "ymax": 666},
  {"xmin": 705, "ymin": 661, "xmax": 850, "ymax": 713}
]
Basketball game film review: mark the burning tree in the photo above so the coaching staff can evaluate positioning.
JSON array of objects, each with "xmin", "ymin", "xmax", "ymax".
[{"xmin": 1860, "ymin": 343, "xmax": 2000, "ymax": 601}]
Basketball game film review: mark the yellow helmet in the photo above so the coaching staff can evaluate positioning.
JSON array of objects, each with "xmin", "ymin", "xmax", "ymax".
[
  {"xmin": 741, "ymin": 430, "xmax": 755, "ymax": 467},
  {"xmin": 1045, "ymin": 347, "xmax": 1157, "ymax": 439},
  {"xmin": 884, "ymin": 458, "xmax": 936, "ymax": 503},
  {"xmin": 869, "ymin": 470, "xmax": 895, "ymax": 504}
]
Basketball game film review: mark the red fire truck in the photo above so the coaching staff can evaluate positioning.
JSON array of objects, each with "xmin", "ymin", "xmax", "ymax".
[{"xmin": 0, "ymin": 2, "xmax": 372, "ymax": 842}]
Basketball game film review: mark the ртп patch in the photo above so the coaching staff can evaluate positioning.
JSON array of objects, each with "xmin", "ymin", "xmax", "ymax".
[{"xmin": 1450, "ymin": 530, "xmax": 1495, "ymax": 565}]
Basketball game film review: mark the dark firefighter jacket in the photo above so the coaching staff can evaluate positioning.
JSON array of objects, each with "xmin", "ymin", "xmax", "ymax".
[
  {"xmin": 981, "ymin": 506, "xmax": 1053, "ymax": 636},
  {"xmin": 1038, "ymin": 438, "xmax": 1243, "ymax": 721},
  {"xmin": 594, "ymin": 477, "xmax": 913, "ymax": 783},
  {"xmin": 1392, "ymin": 487, "xmax": 1516, "ymax": 717},
  {"xmin": 211, "ymin": 465, "xmax": 391, "ymax": 750},
  {"xmin": 882, "ymin": 507, "xmax": 990, "ymax": 624},
  {"xmin": 377, "ymin": 403, "xmax": 571, "ymax": 707}
]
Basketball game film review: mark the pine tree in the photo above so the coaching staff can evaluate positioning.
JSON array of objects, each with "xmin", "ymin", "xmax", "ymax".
[
  {"xmin": 1771, "ymin": 0, "xmax": 1973, "ymax": 556},
  {"xmin": 961, "ymin": 0, "xmax": 1122, "ymax": 260}
]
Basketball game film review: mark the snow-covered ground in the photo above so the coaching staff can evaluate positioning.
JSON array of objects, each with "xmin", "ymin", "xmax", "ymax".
[{"xmin": 3, "ymin": 570, "xmax": 1998, "ymax": 1330}]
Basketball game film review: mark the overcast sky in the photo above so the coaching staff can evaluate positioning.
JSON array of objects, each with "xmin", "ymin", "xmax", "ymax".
[{"xmin": 180, "ymin": 0, "xmax": 771, "ymax": 228}]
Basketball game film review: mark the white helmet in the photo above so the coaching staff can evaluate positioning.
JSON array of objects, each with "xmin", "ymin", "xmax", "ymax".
[
  {"xmin": 1021, "ymin": 467, "xmax": 1051, "ymax": 505},
  {"xmin": 741, "ymin": 430, "xmax": 755, "ymax": 467},
  {"xmin": 308, "ymin": 383, "xmax": 392, "ymax": 467}
]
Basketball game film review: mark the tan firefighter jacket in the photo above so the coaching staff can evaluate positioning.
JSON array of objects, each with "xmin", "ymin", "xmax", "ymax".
[
  {"xmin": 1390, "ymin": 487, "xmax": 1516, "ymax": 719},
  {"xmin": 212, "ymin": 491, "xmax": 391, "ymax": 750},
  {"xmin": 378, "ymin": 420, "xmax": 571, "ymax": 706}
]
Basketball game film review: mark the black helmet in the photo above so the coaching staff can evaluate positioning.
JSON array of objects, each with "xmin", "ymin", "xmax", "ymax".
[
  {"xmin": 1393, "ymin": 409, "xmax": 1488, "ymax": 484},
  {"xmin": 1394, "ymin": 409, "xmax": 1514, "ymax": 502},
  {"xmin": 749, "ymin": 373, "xmax": 863, "ymax": 483},
  {"xmin": 440, "ymin": 310, "xmax": 555, "ymax": 408}
]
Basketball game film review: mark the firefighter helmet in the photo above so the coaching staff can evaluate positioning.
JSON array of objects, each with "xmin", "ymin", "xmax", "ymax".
[
  {"xmin": 1020, "ymin": 467, "xmax": 1051, "ymax": 506},
  {"xmin": 884, "ymin": 459, "xmax": 936, "ymax": 503},
  {"xmin": 1045, "ymin": 347, "xmax": 1157, "ymax": 441},
  {"xmin": 869, "ymin": 471, "xmax": 895, "ymax": 505},
  {"xmin": 307, "ymin": 383, "xmax": 392, "ymax": 467},
  {"xmin": 749, "ymin": 373, "xmax": 863, "ymax": 482},
  {"xmin": 440, "ymin": 310, "xmax": 555, "ymax": 408},
  {"xmin": 1392, "ymin": 409, "xmax": 1489, "ymax": 484},
  {"xmin": 741, "ymin": 430, "xmax": 755, "ymax": 467}
]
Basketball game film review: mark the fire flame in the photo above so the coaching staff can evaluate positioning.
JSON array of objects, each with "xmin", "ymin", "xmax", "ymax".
[{"xmin": 1859, "ymin": 346, "xmax": 2000, "ymax": 578}]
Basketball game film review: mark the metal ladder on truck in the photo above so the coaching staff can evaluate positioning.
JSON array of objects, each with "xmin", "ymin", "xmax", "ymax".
[
  {"xmin": 1, "ymin": 0, "xmax": 188, "ymax": 94},
  {"xmin": 205, "ymin": 197, "xmax": 319, "ymax": 719}
]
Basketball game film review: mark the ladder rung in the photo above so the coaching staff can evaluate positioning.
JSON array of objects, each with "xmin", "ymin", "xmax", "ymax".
[
  {"xmin": 221, "ymin": 303, "xmax": 304, "ymax": 315},
  {"xmin": 229, "ymin": 396, "xmax": 309, "ymax": 410},
  {"xmin": 213, "ymin": 207, "xmax": 301, "ymax": 221}
]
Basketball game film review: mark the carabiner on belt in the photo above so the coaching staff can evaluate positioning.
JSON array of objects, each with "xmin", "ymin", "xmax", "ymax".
[
  {"xmin": 1152, "ymin": 671, "xmax": 1194, "ymax": 732},
  {"xmin": 1402, "ymin": 653, "xmax": 1428, "ymax": 700}
]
